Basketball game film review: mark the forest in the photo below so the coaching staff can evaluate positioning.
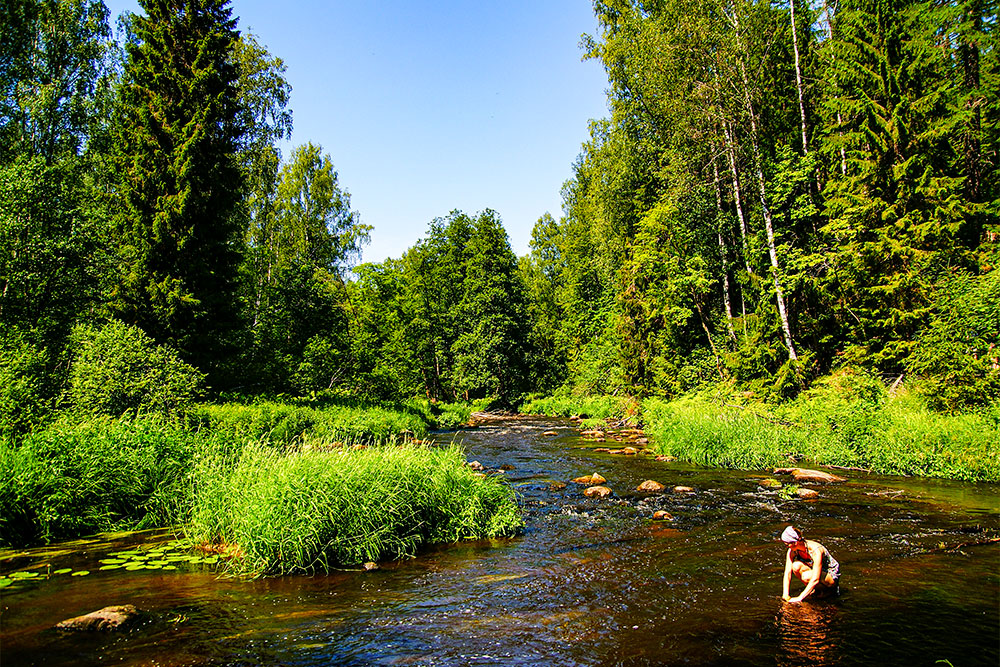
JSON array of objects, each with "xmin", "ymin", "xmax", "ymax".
[{"xmin": 1, "ymin": 0, "xmax": 999, "ymax": 553}]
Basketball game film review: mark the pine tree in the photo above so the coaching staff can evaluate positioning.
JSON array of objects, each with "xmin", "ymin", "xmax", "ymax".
[{"xmin": 110, "ymin": 0, "xmax": 244, "ymax": 381}]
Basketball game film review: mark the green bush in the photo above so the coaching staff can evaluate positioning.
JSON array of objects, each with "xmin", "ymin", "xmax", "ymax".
[
  {"xmin": 187, "ymin": 443, "xmax": 523, "ymax": 574},
  {"xmin": 639, "ymin": 378, "xmax": 1000, "ymax": 481},
  {"xmin": 64, "ymin": 320, "xmax": 204, "ymax": 417},
  {"xmin": 0, "ymin": 327, "xmax": 53, "ymax": 438},
  {"xmin": 905, "ymin": 271, "xmax": 1000, "ymax": 413}
]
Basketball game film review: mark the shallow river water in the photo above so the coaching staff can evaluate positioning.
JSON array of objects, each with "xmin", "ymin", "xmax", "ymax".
[{"xmin": 1, "ymin": 415, "xmax": 998, "ymax": 666}]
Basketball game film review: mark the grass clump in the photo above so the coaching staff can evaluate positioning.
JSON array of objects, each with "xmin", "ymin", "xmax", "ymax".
[
  {"xmin": 187, "ymin": 443, "xmax": 522, "ymax": 575},
  {"xmin": 186, "ymin": 395, "xmax": 431, "ymax": 448},
  {"xmin": 640, "ymin": 372, "xmax": 1000, "ymax": 481},
  {"xmin": 521, "ymin": 393, "xmax": 638, "ymax": 425},
  {"xmin": 0, "ymin": 417, "xmax": 209, "ymax": 547}
]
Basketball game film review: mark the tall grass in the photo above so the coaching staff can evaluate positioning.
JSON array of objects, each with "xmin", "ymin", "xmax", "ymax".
[
  {"xmin": 185, "ymin": 396, "xmax": 431, "ymax": 448},
  {"xmin": 520, "ymin": 393, "xmax": 638, "ymax": 425},
  {"xmin": 187, "ymin": 443, "xmax": 522, "ymax": 575},
  {"xmin": 642, "ymin": 388, "xmax": 1000, "ymax": 481},
  {"xmin": 0, "ymin": 417, "xmax": 209, "ymax": 546}
]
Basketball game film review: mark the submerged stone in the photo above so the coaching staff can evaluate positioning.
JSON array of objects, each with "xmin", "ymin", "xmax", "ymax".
[
  {"xmin": 652, "ymin": 510, "xmax": 674, "ymax": 521},
  {"xmin": 773, "ymin": 467, "xmax": 846, "ymax": 484},
  {"xmin": 673, "ymin": 486, "xmax": 695, "ymax": 494},
  {"xmin": 56, "ymin": 605, "xmax": 139, "ymax": 632}
]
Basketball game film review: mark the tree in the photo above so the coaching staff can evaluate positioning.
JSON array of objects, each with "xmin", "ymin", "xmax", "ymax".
[
  {"xmin": 451, "ymin": 210, "xmax": 533, "ymax": 404},
  {"xmin": 109, "ymin": 0, "xmax": 244, "ymax": 382},
  {"xmin": 247, "ymin": 142, "xmax": 369, "ymax": 391}
]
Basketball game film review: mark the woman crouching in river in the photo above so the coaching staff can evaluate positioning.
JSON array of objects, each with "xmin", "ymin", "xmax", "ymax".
[{"xmin": 780, "ymin": 525, "xmax": 840, "ymax": 602}]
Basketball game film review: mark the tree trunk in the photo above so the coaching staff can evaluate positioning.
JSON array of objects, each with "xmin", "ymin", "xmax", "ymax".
[
  {"xmin": 789, "ymin": 0, "xmax": 809, "ymax": 154},
  {"xmin": 731, "ymin": 3, "xmax": 799, "ymax": 362},
  {"xmin": 712, "ymin": 150, "xmax": 738, "ymax": 343}
]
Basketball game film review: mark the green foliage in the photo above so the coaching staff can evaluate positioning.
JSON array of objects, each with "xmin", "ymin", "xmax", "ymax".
[
  {"xmin": 905, "ymin": 271, "xmax": 1000, "ymax": 412},
  {"xmin": 109, "ymin": 0, "xmax": 244, "ymax": 380},
  {"xmin": 0, "ymin": 327, "xmax": 53, "ymax": 438},
  {"xmin": 641, "ymin": 379, "xmax": 1000, "ymax": 481},
  {"xmin": 186, "ymin": 443, "xmax": 522, "ymax": 575},
  {"xmin": 0, "ymin": 417, "xmax": 207, "ymax": 547},
  {"xmin": 65, "ymin": 320, "xmax": 204, "ymax": 418},
  {"xmin": 184, "ymin": 396, "xmax": 431, "ymax": 448}
]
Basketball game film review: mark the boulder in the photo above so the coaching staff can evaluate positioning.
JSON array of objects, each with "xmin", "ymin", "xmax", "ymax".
[
  {"xmin": 652, "ymin": 510, "xmax": 674, "ymax": 521},
  {"xmin": 56, "ymin": 605, "xmax": 139, "ymax": 632},
  {"xmin": 757, "ymin": 478, "xmax": 783, "ymax": 489},
  {"xmin": 584, "ymin": 485, "xmax": 612, "ymax": 499},
  {"xmin": 542, "ymin": 430, "xmax": 558, "ymax": 436},
  {"xmin": 773, "ymin": 467, "xmax": 846, "ymax": 484},
  {"xmin": 673, "ymin": 485, "xmax": 695, "ymax": 494},
  {"xmin": 573, "ymin": 473, "xmax": 607, "ymax": 485},
  {"xmin": 637, "ymin": 480, "xmax": 666, "ymax": 493},
  {"xmin": 580, "ymin": 430, "xmax": 605, "ymax": 437},
  {"xmin": 796, "ymin": 488, "xmax": 820, "ymax": 499},
  {"xmin": 467, "ymin": 461, "xmax": 484, "ymax": 471},
  {"xmin": 655, "ymin": 455, "xmax": 677, "ymax": 462},
  {"xmin": 636, "ymin": 437, "xmax": 649, "ymax": 445},
  {"xmin": 362, "ymin": 562, "xmax": 379, "ymax": 571}
]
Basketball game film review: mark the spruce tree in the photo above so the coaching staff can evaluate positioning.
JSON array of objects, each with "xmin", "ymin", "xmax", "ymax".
[{"xmin": 110, "ymin": 0, "xmax": 243, "ymax": 381}]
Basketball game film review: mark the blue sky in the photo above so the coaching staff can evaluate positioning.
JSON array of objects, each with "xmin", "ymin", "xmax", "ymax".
[{"xmin": 104, "ymin": 0, "xmax": 610, "ymax": 264}]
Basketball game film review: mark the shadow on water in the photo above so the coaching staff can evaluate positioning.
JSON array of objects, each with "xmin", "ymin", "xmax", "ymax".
[{"xmin": 1, "ymin": 414, "xmax": 997, "ymax": 666}]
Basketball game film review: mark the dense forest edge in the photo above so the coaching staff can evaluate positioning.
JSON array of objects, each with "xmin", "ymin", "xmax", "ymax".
[{"xmin": 1, "ymin": 0, "xmax": 998, "ymax": 567}]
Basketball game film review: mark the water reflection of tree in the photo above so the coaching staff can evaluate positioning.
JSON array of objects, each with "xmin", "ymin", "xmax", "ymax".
[{"xmin": 776, "ymin": 602, "xmax": 842, "ymax": 666}]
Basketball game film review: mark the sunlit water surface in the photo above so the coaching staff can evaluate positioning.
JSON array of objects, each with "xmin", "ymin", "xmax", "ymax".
[{"xmin": 1, "ymin": 415, "xmax": 997, "ymax": 666}]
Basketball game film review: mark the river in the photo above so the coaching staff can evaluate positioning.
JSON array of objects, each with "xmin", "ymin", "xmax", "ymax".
[{"xmin": 1, "ymin": 414, "xmax": 998, "ymax": 666}]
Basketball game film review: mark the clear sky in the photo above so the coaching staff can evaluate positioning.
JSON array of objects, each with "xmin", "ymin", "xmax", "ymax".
[{"xmin": 104, "ymin": 0, "xmax": 610, "ymax": 264}]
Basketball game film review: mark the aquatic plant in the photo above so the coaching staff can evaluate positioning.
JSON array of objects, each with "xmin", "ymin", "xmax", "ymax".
[{"xmin": 186, "ymin": 442, "xmax": 523, "ymax": 575}]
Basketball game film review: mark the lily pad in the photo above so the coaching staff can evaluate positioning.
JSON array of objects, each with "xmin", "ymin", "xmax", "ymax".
[
  {"xmin": 100, "ymin": 564, "xmax": 124, "ymax": 570},
  {"xmin": 52, "ymin": 568, "xmax": 73, "ymax": 575},
  {"xmin": 10, "ymin": 571, "xmax": 39, "ymax": 579},
  {"xmin": 162, "ymin": 565, "xmax": 178, "ymax": 570},
  {"xmin": 71, "ymin": 570, "xmax": 90, "ymax": 577},
  {"xmin": 100, "ymin": 558, "xmax": 127, "ymax": 565},
  {"xmin": 0, "ymin": 578, "xmax": 13, "ymax": 588}
]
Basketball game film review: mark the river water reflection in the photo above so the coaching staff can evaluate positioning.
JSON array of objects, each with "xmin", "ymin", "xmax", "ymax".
[{"xmin": 2, "ymin": 415, "xmax": 998, "ymax": 666}]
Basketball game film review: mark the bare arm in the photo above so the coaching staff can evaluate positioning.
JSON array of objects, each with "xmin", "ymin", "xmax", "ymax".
[{"xmin": 782, "ymin": 549, "xmax": 793, "ymax": 600}]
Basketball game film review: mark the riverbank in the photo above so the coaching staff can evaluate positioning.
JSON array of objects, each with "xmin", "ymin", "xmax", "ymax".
[
  {"xmin": 521, "ymin": 373, "xmax": 1000, "ymax": 482},
  {"xmin": 0, "ymin": 396, "xmax": 521, "ymax": 567}
]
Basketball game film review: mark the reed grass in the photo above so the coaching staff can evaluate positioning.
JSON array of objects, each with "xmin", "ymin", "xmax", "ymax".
[
  {"xmin": 520, "ymin": 393, "xmax": 637, "ymax": 425},
  {"xmin": 641, "ymin": 389, "xmax": 1000, "ymax": 481},
  {"xmin": 186, "ymin": 443, "xmax": 522, "ymax": 575},
  {"xmin": 0, "ymin": 417, "xmax": 208, "ymax": 547},
  {"xmin": 185, "ymin": 397, "xmax": 431, "ymax": 448}
]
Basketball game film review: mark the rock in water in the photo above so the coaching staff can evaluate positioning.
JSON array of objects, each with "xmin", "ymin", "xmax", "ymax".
[
  {"xmin": 773, "ymin": 467, "xmax": 846, "ymax": 484},
  {"xmin": 56, "ymin": 605, "xmax": 139, "ymax": 631},
  {"xmin": 637, "ymin": 480, "xmax": 665, "ymax": 493},
  {"xmin": 796, "ymin": 488, "xmax": 820, "ymax": 499},
  {"xmin": 652, "ymin": 510, "xmax": 674, "ymax": 521},
  {"xmin": 573, "ymin": 473, "xmax": 607, "ymax": 485},
  {"xmin": 584, "ymin": 485, "xmax": 612, "ymax": 499},
  {"xmin": 672, "ymin": 485, "xmax": 695, "ymax": 493}
]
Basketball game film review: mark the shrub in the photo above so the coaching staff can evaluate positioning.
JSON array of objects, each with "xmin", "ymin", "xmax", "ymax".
[
  {"xmin": 0, "ymin": 327, "xmax": 53, "ymax": 438},
  {"xmin": 64, "ymin": 320, "xmax": 204, "ymax": 417},
  {"xmin": 906, "ymin": 271, "xmax": 1000, "ymax": 413}
]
